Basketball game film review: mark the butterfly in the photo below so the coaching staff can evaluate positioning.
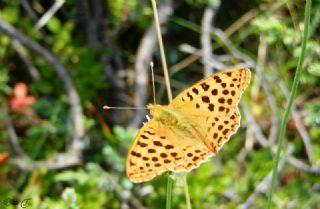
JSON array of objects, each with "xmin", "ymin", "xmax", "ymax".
[{"xmin": 127, "ymin": 68, "xmax": 251, "ymax": 183}]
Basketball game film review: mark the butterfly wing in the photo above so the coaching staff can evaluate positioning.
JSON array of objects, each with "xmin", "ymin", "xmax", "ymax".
[
  {"xmin": 127, "ymin": 118, "xmax": 215, "ymax": 181},
  {"xmin": 126, "ymin": 120, "xmax": 185, "ymax": 183},
  {"xmin": 171, "ymin": 68, "xmax": 251, "ymax": 116},
  {"xmin": 185, "ymin": 107, "xmax": 241, "ymax": 153},
  {"xmin": 168, "ymin": 69, "xmax": 250, "ymax": 171},
  {"xmin": 127, "ymin": 68, "xmax": 251, "ymax": 182},
  {"xmin": 169, "ymin": 138, "xmax": 213, "ymax": 172},
  {"xmin": 167, "ymin": 123, "xmax": 213, "ymax": 172},
  {"xmin": 168, "ymin": 108, "xmax": 240, "ymax": 172}
]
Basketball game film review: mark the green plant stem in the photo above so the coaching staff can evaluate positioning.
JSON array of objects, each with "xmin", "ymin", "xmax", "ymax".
[
  {"xmin": 266, "ymin": 0, "xmax": 311, "ymax": 208},
  {"xmin": 166, "ymin": 175, "xmax": 173, "ymax": 209},
  {"xmin": 183, "ymin": 175, "xmax": 192, "ymax": 209}
]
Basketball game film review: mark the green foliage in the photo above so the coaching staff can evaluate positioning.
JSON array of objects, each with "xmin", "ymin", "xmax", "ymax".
[
  {"xmin": 308, "ymin": 62, "xmax": 320, "ymax": 76},
  {"xmin": 74, "ymin": 48, "xmax": 110, "ymax": 102},
  {"xmin": 267, "ymin": 0, "xmax": 312, "ymax": 207},
  {"xmin": 108, "ymin": 0, "xmax": 138, "ymax": 21},
  {"xmin": 305, "ymin": 103, "xmax": 320, "ymax": 126},
  {"xmin": 0, "ymin": 35, "xmax": 10, "ymax": 57},
  {"xmin": 0, "ymin": 0, "xmax": 319, "ymax": 209},
  {"xmin": 0, "ymin": 2, "xmax": 20, "ymax": 23},
  {"xmin": 0, "ymin": 68, "xmax": 11, "ymax": 104},
  {"xmin": 47, "ymin": 17, "xmax": 62, "ymax": 33},
  {"xmin": 186, "ymin": 0, "xmax": 220, "ymax": 7}
]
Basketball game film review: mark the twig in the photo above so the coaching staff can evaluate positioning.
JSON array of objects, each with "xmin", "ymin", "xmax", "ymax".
[
  {"xmin": 1, "ymin": 111, "xmax": 26, "ymax": 156},
  {"xmin": 252, "ymin": 36, "xmax": 267, "ymax": 99},
  {"xmin": 287, "ymin": 156, "xmax": 320, "ymax": 174},
  {"xmin": 241, "ymin": 98, "xmax": 318, "ymax": 175},
  {"xmin": 11, "ymin": 40, "xmax": 41, "ymax": 81},
  {"xmin": 130, "ymin": 0, "xmax": 173, "ymax": 128},
  {"xmin": 237, "ymin": 124, "xmax": 255, "ymax": 161},
  {"xmin": 10, "ymin": 152, "xmax": 80, "ymax": 170},
  {"xmin": 34, "ymin": 0, "xmax": 65, "ymax": 30},
  {"xmin": 212, "ymin": 28, "xmax": 255, "ymax": 68},
  {"xmin": 20, "ymin": 0, "xmax": 40, "ymax": 23},
  {"xmin": 103, "ymin": 172, "xmax": 150, "ymax": 209},
  {"xmin": 240, "ymin": 102, "xmax": 269, "ymax": 147},
  {"xmin": 262, "ymin": 78, "xmax": 280, "ymax": 145},
  {"xmin": 258, "ymin": 70, "xmax": 280, "ymax": 145},
  {"xmin": 169, "ymin": 54, "xmax": 200, "ymax": 75},
  {"xmin": 76, "ymin": 0, "xmax": 105, "ymax": 48},
  {"xmin": 90, "ymin": 0, "xmax": 103, "ymax": 48},
  {"xmin": 222, "ymin": 188, "xmax": 241, "ymax": 203},
  {"xmin": 178, "ymin": 44, "xmax": 226, "ymax": 70},
  {"xmin": 201, "ymin": 5, "xmax": 219, "ymax": 76},
  {"xmin": 19, "ymin": 0, "xmax": 47, "ymax": 38},
  {"xmin": 254, "ymin": 36, "xmax": 280, "ymax": 145},
  {"xmin": 152, "ymin": 0, "xmax": 172, "ymax": 101},
  {"xmin": 74, "ymin": 0, "xmax": 102, "ymax": 48},
  {"xmin": 154, "ymin": 75, "xmax": 190, "ymax": 91},
  {"xmin": 224, "ymin": 8, "xmax": 257, "ymax": 37},
  {"xmin": 311, "ymin": 182, "xmax": 320, "ymax": 193}
]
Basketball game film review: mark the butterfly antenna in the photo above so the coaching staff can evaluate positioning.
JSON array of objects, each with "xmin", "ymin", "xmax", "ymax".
[
  {"xmin": 150, "ymin": 61, "xmax": 156, "ymax": 104},
  {"xmin": 103, "ymin": 105, "xmax": 147, "ymax": 110}
]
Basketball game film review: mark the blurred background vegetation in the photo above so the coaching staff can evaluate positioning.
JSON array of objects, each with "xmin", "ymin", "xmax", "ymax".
[{"xmin": 0, "ymin": 0, "xmax": 319, "ymax": 208}]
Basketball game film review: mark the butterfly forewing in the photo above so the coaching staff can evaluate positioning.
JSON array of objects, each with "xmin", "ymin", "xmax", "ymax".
[{"xmin": 171, "ymin": 68, "xmax": 251, "ymax": 116}]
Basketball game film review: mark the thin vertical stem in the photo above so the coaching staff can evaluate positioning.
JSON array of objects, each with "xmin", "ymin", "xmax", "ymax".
[
  {"xmin": 183, "ymin": 175, "xmax": 192, "ymax": 209},
  {"xmin": 166, "ymin": 174, "xmax": 173, "ymax": 209},
  {"xmin": 151, "ymin": 0, "xmax": 172, "ymax": 102},
  {"xmin": 151, "ymin": 1, "xmax": 179, "ymax": 209},
  {"xmin": 150, "ymin": 62, "xmax": 157, "ymax": 104},
  {"xmin": 266, "ymin": 0, "xmax": 311, "ymax": 208}
]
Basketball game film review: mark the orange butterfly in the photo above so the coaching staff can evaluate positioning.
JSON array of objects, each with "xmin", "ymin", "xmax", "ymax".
[{"xmin": 127, "ymin": 68, "xmax": 251, "ymax": 182}]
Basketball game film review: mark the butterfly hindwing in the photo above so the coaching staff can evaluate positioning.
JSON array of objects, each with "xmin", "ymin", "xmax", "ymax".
[
  {"xmin": 168, "ymin": 107, "xmax": 241, "ymax": 172},
  {"xmin": 165, "ymin": 122, "xmax": 213, "ymax": 172},
  {"xmin": 126, "ymin": 120, "xmax": 185, "ymax": 183},
  {"xmin": 186, "ymin": 107, "xmax": 241, "ymax": 153}
]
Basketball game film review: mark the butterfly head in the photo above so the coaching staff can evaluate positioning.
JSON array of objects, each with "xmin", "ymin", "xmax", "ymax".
[{"xmin": 147, "ymin": 104, "xmax": 164, "ymax": 119}]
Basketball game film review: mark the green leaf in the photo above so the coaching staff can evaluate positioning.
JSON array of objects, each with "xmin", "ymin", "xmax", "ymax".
[
  {"xmin": 47, "ymin": 17, "xmax": 62, "ymax": 33},
  {"xmin": 308, "ymin": 62, "xmax": 320, "ymax": 76},
  {"xmin": 0, "ymin": 5, "xmax": 20, "ymax": 23}
]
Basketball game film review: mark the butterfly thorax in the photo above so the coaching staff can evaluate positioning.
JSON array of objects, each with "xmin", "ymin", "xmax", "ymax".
[{"xmin": 147, "ymin": 104, "xmax": 183, "ymax": 127}]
